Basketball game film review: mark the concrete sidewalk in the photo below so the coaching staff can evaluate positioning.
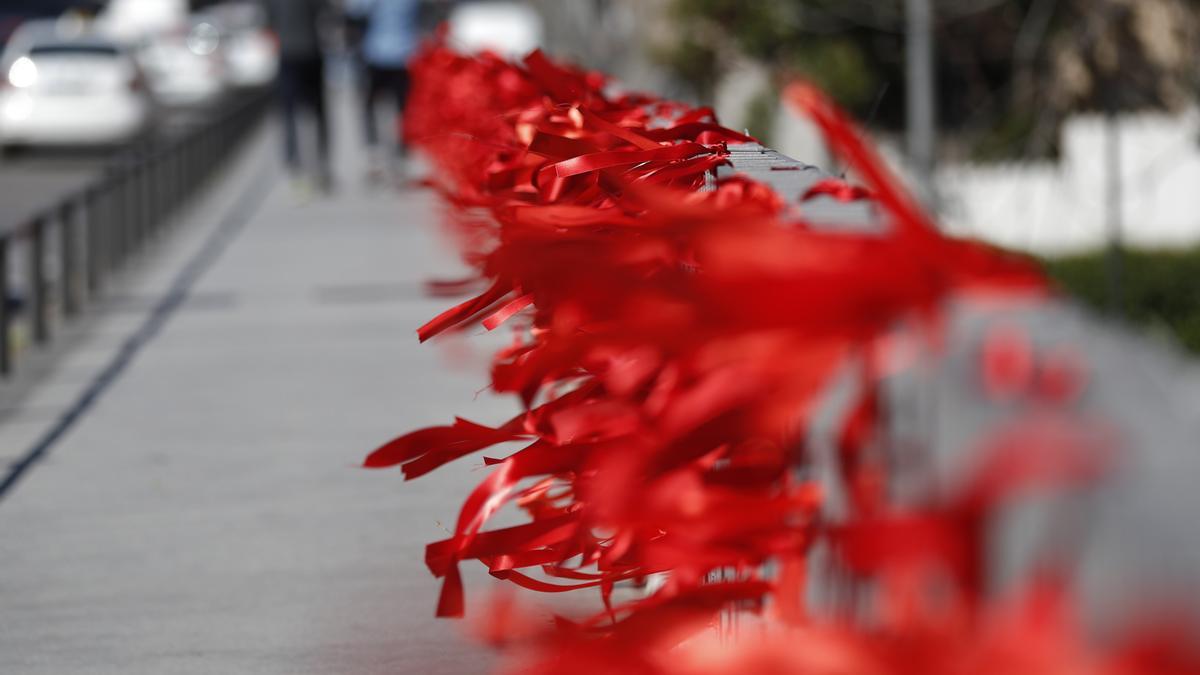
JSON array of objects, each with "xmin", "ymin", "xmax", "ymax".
[{"xmin": 0, "ymin": 97, "xmax": 509, "ymax": 674}]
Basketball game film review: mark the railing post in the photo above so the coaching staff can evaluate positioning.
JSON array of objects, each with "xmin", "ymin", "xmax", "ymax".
[
  {"xmin": 142, "ymin": 150, "xmax": 155, "ymax": 240},
  {"xmin": 124, "ymin": 157, "xmax": 139, "ymax": 257},
  {"xmin": 151, "ymin": 151, "xmax": 160, "ymax": 226},
  {"xmin": 60, "ymin": 200, "xmax": 81, "ymax": 317},
  {"xmin": 178, "ymin": 138, "xmax": 188, "ymax": 214},
  {"xmin": 0, "ymin": 238, "xmax": 9, "ymax": 377},
  {"xmin": 132, "ymin": 156, "xmax": 147, "ymax": 251},
  {"xmin": 105, "ymin": 170, "xmax": 119, "ymax": 272},
  {"xmin": 115, "ymin": 164, "xmax": 131, "ymax": 267},
  {"xmin": 141, "ymin": 156, "xmax": 152, "ymax": 245},
  {"xmin": 182, "ymin": 135, "xmax": 196, "ymax": 206},
  {"xmin": 141, "ymin": 149, "xmax": 154, "ymax": 239},
  {"xmin": 170, "ymin": 141, "xmax": 183, "ymax": 222},
  {"xmin": 155, "ymin": 148, "xmax": 168, "ymax": 230},
  {"xmin": 206, "ymin": 125, "xmax": 217, "ymax": 177},
  {"xmin": 102, "ymin": 173, "xmax": 120, "ymax": 278},
  {"xmin": 85, "ymin": 185, "xmax": 104, "ymax": 295},
  {"xmin": 29, "ymin": 216, "xmax": 49, "ymax": 345}
]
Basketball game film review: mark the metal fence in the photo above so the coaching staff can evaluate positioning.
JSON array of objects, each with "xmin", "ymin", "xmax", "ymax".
[{"xmin": 0, "ymin": 90, "xmax": 272, "ymax": 378}]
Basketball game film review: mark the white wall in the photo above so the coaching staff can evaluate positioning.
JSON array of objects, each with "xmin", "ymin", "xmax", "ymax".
[
  {"xmin": 940, "ymin": 109, "xmax": 1200, "ymax": 254},
  {"xmin": 769, "ymin": 103, "xmax": 1200, "ymax": 255}
]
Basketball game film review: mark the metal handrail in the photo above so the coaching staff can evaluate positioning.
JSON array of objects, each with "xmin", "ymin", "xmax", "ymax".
[{"xmin": 0, "ymin": 89, "xmax": 272, "ymax": 377}]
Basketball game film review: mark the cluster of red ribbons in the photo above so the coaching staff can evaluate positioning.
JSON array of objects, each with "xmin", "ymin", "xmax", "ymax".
[{"xmin": 371, "ymin": 43, "xmax": 1200, "ymax": 674}]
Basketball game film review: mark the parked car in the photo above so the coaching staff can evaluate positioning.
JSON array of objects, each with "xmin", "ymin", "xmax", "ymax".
[
  {"xmin": 136, "ymin": 16, "xmax": 227, "ymax": 108},
  {"xmin": 95, "ymin": 0, "xmax": 188, "ymax": 44},
  {"xmin": 0, "ymin": 19, "xmax": 153, "ymax": 150},
  {"xmin": 200, "ymin": 2, "xmax": 277, "ymax": 89},
  {"xmin": 448, "ymin": 1, "xmax": 543, "ymax": 59}
]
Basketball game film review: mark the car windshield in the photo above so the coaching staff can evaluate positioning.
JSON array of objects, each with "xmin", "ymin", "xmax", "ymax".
[{"xmin": 29, "ymin": 44, "xmax": 119, "ymax": 58}]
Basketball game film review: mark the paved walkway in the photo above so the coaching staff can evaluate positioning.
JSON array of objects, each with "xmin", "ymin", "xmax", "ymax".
[{"xmin": 0, "ymin": 96, "xmax": 509, "ymax": 673}]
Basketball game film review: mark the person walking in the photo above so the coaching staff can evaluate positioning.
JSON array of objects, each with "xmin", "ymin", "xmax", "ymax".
[
  {"xmin": 263, "ymin": 0, "xmax": 333, "ymax": 192},
  {"xmin": 345, "ymin": 0, "xmax": 422, "ymax": 181}
]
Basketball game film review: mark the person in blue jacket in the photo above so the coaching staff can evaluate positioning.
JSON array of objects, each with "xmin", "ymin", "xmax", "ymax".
[{"xmin": 345, "ymin": 0, "xmax": 422, "ymax": 180}]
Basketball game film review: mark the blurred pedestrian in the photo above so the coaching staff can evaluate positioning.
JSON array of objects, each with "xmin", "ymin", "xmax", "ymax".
[
  {"xmin": 263, "ymin": 0, "xmax": 333, "ymax": 193},
  {"xmin": 345, "ymin": 0, "xmax": 421, "ymax": 182}
]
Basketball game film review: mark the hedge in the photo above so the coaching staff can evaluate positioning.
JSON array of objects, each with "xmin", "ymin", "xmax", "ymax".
[{"xmin": 1042, "ymin": 247, "xmax": 1200, "ymax": 354}]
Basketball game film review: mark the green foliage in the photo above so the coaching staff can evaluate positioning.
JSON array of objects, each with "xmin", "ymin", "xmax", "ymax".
[
  {"xmin": 782, "ymin": 38, "xmax": 877, "ymax": 111},
  {"xmin": 743, "ymin": 89, "xmax": 777, "ymax": 146},
  {"xmin": 968, "ymin": 109, "xmax": 1058, "ymax": 162},
  {"xmin": 658, "ymin": 0, "xmax": 1200, "ymax": 161},
  {"xmin": 665, "ymin": 0, "xmax": 885, "ymax": 111},
  {"xmin": 652, "ymin": 35, "xmax": 721, "ymax": 101},
  {"xmin": 668, "ymin": 0, "xmax": 797, "ymax": 63},
  {"xmin": 1043, "ymin": 247, "xmax": 1200, "ymax": 354}
]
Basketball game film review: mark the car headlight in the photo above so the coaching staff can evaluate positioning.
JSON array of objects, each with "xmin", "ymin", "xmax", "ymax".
[
  {"xmin": 7, "ymin": 57, "xmax": 38, "ymax": 89},
  {"xmin": 187, "ymin": 23, "xmax": 221, "ymax": 56}
]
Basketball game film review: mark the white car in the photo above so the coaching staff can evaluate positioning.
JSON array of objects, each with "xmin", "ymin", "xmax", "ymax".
[
  {"xmin": 95, "ymin": 0, "xmax": 189, "ymax": 44},
  {"xmin": 448, "ymin": 2, "xmax": 544, "ymax": 59},
  {"xmin": 202, "ymin": 3, "xmax": 278, "ymax": 89},
  {"xmin": 136, "ymin": 18, "xmax": 228, "ymax": 108},
  {"xmin": 0, "ymin": 20, "xmax": 152, "ymax": 149}
]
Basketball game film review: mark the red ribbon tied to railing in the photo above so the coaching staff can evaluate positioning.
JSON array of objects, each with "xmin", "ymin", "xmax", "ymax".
[{"xmin": 368, "ymin": 41, "xmax": 1198, "ymax": 675}]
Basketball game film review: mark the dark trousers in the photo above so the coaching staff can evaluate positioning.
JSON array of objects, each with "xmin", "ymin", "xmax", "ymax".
[
  {"xmin": 363, "ymin": 65, "xmax": 411, "ymax": 152},
  {"xmin": 276, "ymin": 57, "xmax": 329, "ymax": 174}
]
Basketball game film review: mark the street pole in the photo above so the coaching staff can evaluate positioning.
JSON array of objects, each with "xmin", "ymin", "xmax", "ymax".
[
  {"xmin": 906, "ymin": 0, "xmax": 937, "ymax": 208},
  {"xmin": 1105, "ymin": 96, "xmax": 1124, "ymax": 318}
]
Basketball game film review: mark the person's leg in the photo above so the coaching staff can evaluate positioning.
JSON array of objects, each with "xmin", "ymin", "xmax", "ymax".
[
  {"xmin": 364, "ymin": 65, "xmax": 383, "ymax": 149},
  {"xmin": 392, "ymin": 66, "xmax": 412, "ymax": 159},
  {"xmin": 305, "ymin": 57, "xmax": 332, "ymax": 189},
  {"xmin": 276, "ymin": 61, "xmax": 302, "ymax": 172},
  {"xmin": 363, "ymin": 65, "xmax": 392, "ymax": 182}
]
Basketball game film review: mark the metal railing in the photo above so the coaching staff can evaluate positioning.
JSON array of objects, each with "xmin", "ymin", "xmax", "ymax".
[{"xmin": 0, "ymin": 90, "xmax": 272, "ymax": 378}]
